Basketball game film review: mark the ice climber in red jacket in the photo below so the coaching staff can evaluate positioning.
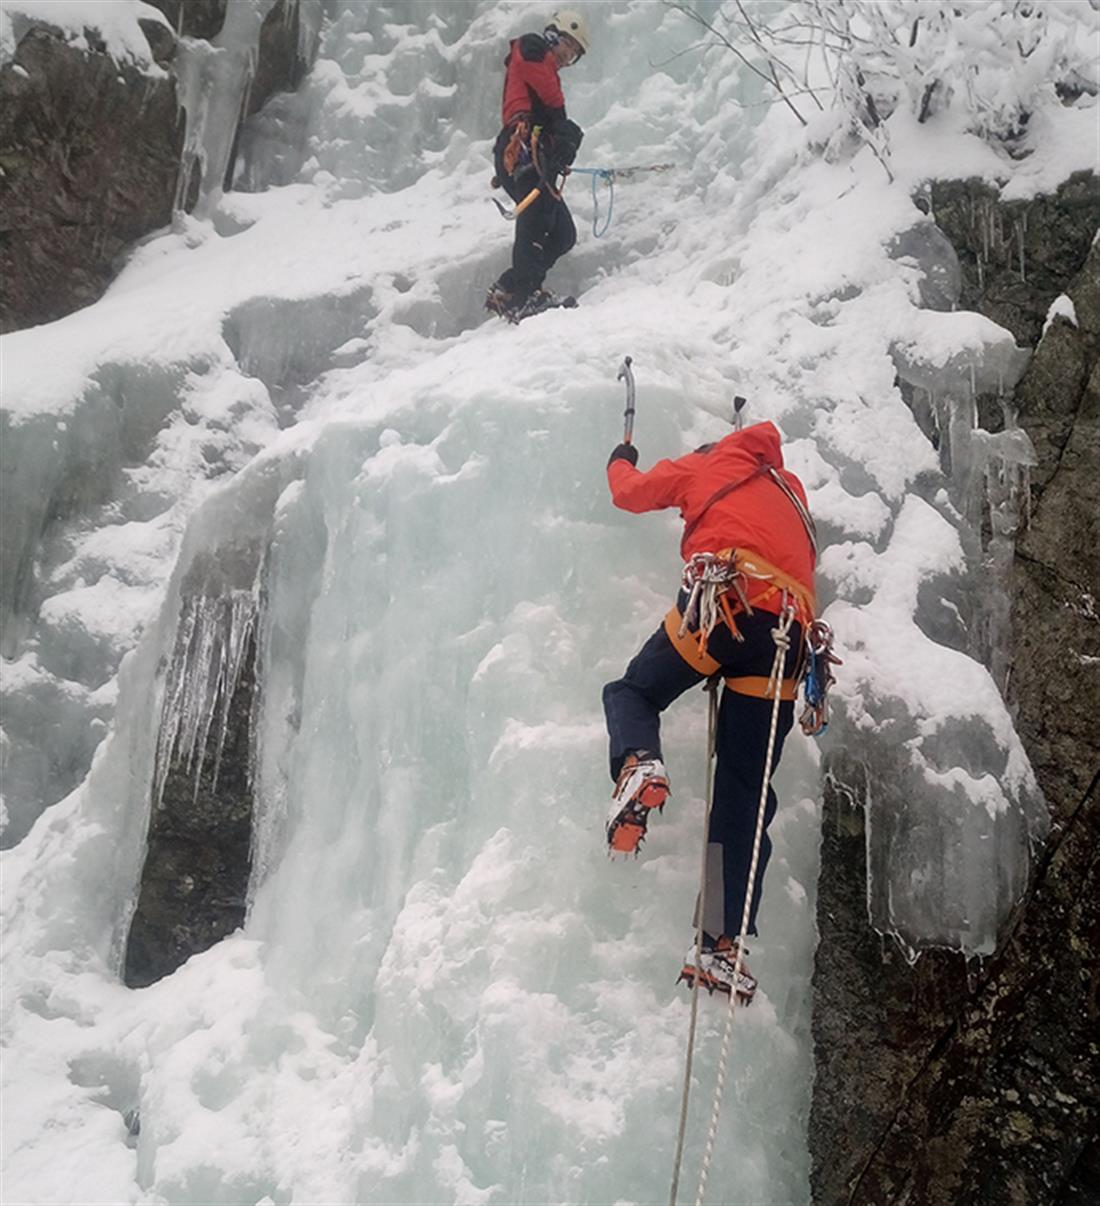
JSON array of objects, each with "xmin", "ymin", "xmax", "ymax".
[
  {"xmin": 485, "ymin": 9, "xmax": 589, "ymax": 323},
  {"xmin": 602, "ymin": 420, "xmax": 818, "ymax": 1003}
]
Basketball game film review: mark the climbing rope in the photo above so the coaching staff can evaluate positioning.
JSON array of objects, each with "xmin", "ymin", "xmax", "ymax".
[
  {"xmin": 569, "ymin": 167, "xmax": 615, "ymax": 237},
  {"xmin": 666, "ymin": 605, "xmax": 796, "ymax": 1204},
  {"xmin": 568, "ymin": 162, "xmax": 676, "ymax": 238},
  {"xmin": 669, "ymin": 675, "xmax": 721, "ymax": 1206},
  {"xmin": 692, "ymin": 604, "xmax": 796, "ymax": 1206}
]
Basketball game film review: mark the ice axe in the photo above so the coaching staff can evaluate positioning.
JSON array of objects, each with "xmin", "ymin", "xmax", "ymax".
[
  {"xmin": 492, "ymin": 126, "xmax": 571, "ymax": 222},
  {"xmin": 732, "ymin": 395, "xmax": 747, "ymax": 431},
  {"xmin": 618, "ymin": 356, "xmax": 636, "ymax": 443},
  {"xmin": 491, "ymin": 187, "xmax": 542, "ymax": 222}
]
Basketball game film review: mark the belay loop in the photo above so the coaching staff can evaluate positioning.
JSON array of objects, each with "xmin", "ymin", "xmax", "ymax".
[{"xmin": 799, "ymin": 618, "xmax": 841, "ymax": 736}]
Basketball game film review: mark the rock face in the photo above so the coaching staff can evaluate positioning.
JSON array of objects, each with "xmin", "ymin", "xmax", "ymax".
[
  {"xmin": 123, "ymin": 635, "xmax": 256, "ymax": 989},
  {"xmin": 0, "ymin": 24, "xmax": 183, "ymax": 333},
  {"xmin": 810, "ymin": 175, "xmax": 1100, "ymax": 1205},
  {"xmin": 123, "ymin": 579, "xmax": 259, "ymax": 989},
  {"xmin": 145, "ymin": 0, "xmax": 228, "ymax": 41},
  {"xmin": 0, "ymin": 0, "xmax": 315, "ymax": 335}
]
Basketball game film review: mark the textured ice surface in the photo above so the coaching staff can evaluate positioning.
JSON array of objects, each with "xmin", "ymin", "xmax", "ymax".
[{"xmin": 3, "ymin": 0, "xmax": 1083, "ymax": 1201}]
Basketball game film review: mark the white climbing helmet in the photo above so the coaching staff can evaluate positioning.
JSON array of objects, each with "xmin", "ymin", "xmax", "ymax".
[{"xmin": 547, "ymin": 9, "xmax": 591, "ymax": 56}]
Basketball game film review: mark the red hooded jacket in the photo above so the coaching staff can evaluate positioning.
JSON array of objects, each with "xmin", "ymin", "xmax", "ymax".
[
  {"xmin": 501, "ymin": 34, "xmax": 566, "ymax": 126},
  {"xmin": 607, "ymin": 421, "xmax": 815, "ymax": 595}
]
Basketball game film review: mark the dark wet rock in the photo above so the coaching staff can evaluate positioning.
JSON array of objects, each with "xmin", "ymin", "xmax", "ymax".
[
  {"xmin": 813, "ymin": 756, "xmax": 1099, "ymax": 1205},
  {"xmin": 929, "ymin": 173, "xmax": 1100, "ymax": 347},
  {"xmin": 887, "ymin": 219, "xmax": 962, "ymax": 311},
  {"xmin": 1010, "ymin": 234, "xmax": 1099, "ymax": 826},
  {"xmin": 251, "ymin": 0, "xmax": 313, "ymax": 117},
  {"xmin": 123, "ymin": 611, "xmax": 257, "ymax": 989},
  {"xmin": 144, "ymin": 0, "xmax": 228, "ymax": 42},
  {"xmin": 0, "ymin": 1, "xmax": 319, "ymax": 335},
  {"xmin": 810, "ymin": 176, "xmax": 1100, "ymax": 1204},
  {"xmin": 138, "ymin": 17, "xmax": 177, "ymax": 67},
  {"xmin": 0, "ymin": 25, "xmax": 183, "ymax": 333}
]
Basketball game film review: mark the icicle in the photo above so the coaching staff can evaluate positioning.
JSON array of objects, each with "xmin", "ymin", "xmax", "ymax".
[
  {"xmin": 172, "ymin": 0, "xmax": 279, "ymax": 219},
  {"xmin": 297, "ymin": 0, "xmax": 324, "ymax": 65},
  {"xmin": 154, "ymin": 583, "xmax": 261, "ymax": 809},
  {"xmin": 1015, "ymin": 213, "xmax": 1027, "ymax": 283}
]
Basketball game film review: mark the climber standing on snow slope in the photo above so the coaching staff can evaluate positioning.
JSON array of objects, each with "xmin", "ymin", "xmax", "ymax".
[
  {"xmin": 485, "ymin": 9, "xmax": 588, "ymax": 323},
  {"xmin": 602, "ymin": 419, "xmax": 818, "ymax": 1004}
]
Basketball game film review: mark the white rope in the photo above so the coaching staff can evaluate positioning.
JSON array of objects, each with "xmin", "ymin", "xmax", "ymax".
[
  {"xmin": 692, "ymin": 605, "xmax": 795, "ymax": 1206},
  {"xmin": 669, "ymin": 677, "xmax": 721, "ymax": 1206}
]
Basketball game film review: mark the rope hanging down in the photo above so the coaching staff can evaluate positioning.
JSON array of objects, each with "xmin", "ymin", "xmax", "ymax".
[
  {"xmin": 669, "ymin": 675, "xmax": 721, "ymax": 1206},
  {"xmin": 568, "ymin": 163, "xmax": 676, "ymax": 237},
  {"xmin": 667, "ymin": 605, "xmax": 797, "ymax": 1206},
  {"xmin": 694, "ymin": 606, "xmax": 795, "ymax": 1206}
]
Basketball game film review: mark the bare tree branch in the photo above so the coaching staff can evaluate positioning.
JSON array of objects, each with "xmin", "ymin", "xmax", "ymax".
[{"xmin": 662, "ymin": 0, "xmax": 814, "ymax": 125}]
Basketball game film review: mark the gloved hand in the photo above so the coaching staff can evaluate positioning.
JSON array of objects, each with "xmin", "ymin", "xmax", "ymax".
[
  {"xmin": 550, "ymin": 118, "xmax": 584, "ymax": 171},
  {"xmin": 608, "ymin": 442, "xmax": 638, "ymax": 467}
]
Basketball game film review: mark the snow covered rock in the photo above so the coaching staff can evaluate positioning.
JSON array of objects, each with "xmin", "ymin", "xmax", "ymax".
[{"xmin": 0, "ymin": 17, "xmax": 180, "ymax": 331}]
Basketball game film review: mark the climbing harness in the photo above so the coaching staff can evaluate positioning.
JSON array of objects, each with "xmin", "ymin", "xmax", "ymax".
[
  {"xmin": 668, "ymin": 546, "xmax": 835, "ymax": 734},
  {"xmin": 673, "ymin": 549, "xmax": 816, "ymax": 666},
  {"xmin": 799, "ymin": 618, "xmax": 841, "ymax": 736},
  {"xmin": 668, "ymin": 608, "xmax": 798, "ymax": 1206},
  {"xmin": 490, "ymin": 124, "xmax": 562, "ymax": 221},
  {"xmin": 566, "ymin": 162, "xmax": 676, "ymax": 237}
]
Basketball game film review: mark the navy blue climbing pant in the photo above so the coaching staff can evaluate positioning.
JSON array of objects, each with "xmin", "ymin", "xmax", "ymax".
[
  {"xmin": 602, "ymin": 603, "xmax": 800, "ymax": 937},
  {"xmin": 493, "ymin": 127, "xmax": 576, "ymax": 300}
]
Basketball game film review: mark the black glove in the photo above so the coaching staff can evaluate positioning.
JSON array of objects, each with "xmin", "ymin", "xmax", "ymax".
[
  {"xmin": 608, "ymin": 442, "xmax": 638, "ymax": 467},
  {"xmin": 550, "ymin": 118, "xmax": 583, "ymax": 170}
]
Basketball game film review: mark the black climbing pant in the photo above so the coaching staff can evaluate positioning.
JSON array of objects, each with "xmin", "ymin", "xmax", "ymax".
[
  {"xmin": 602, "ymin": 602, "xmax": 801, "ymax": 937},
  {"xmin": 493, "ymin": 126, "xmax": 576, "ymax": 300}
]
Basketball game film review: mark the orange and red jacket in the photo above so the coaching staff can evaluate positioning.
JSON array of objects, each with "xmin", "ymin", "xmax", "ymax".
[
  {"xmin": 501, "ymin": 34, "xmax": 566, "ymax": 127},
  {"xmin": 607, "ymin": 421, "xmax": 815, "ymax": 606}
]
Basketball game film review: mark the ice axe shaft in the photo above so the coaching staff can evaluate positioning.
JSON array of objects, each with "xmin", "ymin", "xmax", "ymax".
[{"xmin": 618, "ymin": 356, "xmax": 636, "ymax": 443}]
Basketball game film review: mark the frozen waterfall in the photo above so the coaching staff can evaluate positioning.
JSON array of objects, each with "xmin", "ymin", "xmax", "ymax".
[{"xmin": 1, "ymin": 1, "xmax": 1079, "ymax": 1202}]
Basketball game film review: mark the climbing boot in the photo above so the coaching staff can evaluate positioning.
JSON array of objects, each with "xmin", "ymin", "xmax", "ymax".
[
  {"xmin": 678, "ymin": 935, "xmax": 757, "ymax": 1003},
  {"xmin": 485, "ymin": 284, "xmax": 519, "ymax": 320},
  {"xmin": 606, "ymin": 753, "xmax": 669, "ymax": 855},
  {"xmin": 513, "ymin": 289, "xmax": 577, "ymax": 321}
]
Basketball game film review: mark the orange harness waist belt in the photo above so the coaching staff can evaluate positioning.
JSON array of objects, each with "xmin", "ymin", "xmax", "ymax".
[{"xmin": 663, "ymin": 547, "xmax": 814, "ymax": 691}]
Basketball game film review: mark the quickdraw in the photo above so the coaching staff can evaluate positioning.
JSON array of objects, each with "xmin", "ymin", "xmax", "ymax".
[
  {"xmin": 678, "ymin": 552, "xmax": 753, "ymax": 649},
  {"xmin": 799, "ymin": 619, "xmax": 842, "ymax": 736},
  {"xmin": 501, "ymin": 119, "xmax": 531, "ymax": 176}
]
